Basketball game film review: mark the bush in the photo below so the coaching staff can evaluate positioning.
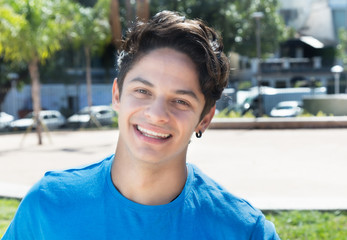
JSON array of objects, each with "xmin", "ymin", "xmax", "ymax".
[
  {"xmin": 112, "ymin": 116, "xmax": 118, "ymax": 128},
  {"xmin": 215, "ymin": 109, "xmax": 255, "ymax": 118},
  {"xmin": 298, "ymin": 110, "xmax": 334, "ymax": 117}
]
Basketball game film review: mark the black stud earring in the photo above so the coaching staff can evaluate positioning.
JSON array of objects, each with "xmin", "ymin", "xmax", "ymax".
[{"xmin": 195, "ymin": 130, "xmax": 202, "ymax": 138}]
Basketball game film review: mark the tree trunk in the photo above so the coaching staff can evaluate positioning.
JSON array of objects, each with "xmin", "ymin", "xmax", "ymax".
[
  {"xmin": 0, "ymin": 81, "xmax": 12, "ymax": 111},
  {"xmin": 28, "ymin": 57, "xmax": 42, "ymax": 145},
  {"xmin": 110, "ymin": 0, "xmax": 122, "ymax": 49},
  {"xmin": 125, "ymin": 0, "xmax": 134, "ymax": 27},
  {"xmin": 136, "ymin": 0, "xmax": 149, "ymax": 22},
  {"xmin": 84, "ymin": 46, "xmax": 93, "ymax": 108}
]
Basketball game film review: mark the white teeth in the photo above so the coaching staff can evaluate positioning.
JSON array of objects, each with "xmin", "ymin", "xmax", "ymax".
[{"xmin": 137, "ymin": 125, "xmax": 170, "ymax": 139}]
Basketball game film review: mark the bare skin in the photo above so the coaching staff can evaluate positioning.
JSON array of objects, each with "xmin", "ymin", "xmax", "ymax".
[{"xmin": 111, "ymin": 48, "xmax": 215, "ymax": 205}]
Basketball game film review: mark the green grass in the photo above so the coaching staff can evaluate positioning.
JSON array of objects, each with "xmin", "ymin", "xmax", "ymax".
[
  {"xmin": 264, "ymin": 210, "xmax": 347, "ymax": 239},
  {"xmin": 0, "ymin": 198, "xmax": 20, "ymax": 237},
  {"xmin": 1, "ymin": 198, "xmax": 347, "ymax": 239}
]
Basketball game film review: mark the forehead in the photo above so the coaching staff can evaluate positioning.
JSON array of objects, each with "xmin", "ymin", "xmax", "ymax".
[{"xmin": 124, "ymin": 48, "xmax": 201, "ymax": 92}]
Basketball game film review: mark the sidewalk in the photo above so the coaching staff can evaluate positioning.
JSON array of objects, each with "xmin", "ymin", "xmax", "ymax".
[{"xmin": 1, "ymin": 128, "xmax": 347, "ymax": 210}]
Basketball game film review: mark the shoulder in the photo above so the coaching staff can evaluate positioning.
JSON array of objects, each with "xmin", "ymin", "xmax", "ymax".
[
  {"xmin": 186, "ymin": 163, "xmax": 279, "ymax": 239},
  {"xmin": 3, "ymin": 156, "xmax": 115, "ymax": 239},
  {"xmin": 188, "ymin": 163, "xmax": 259, "ymax": 218},
  {"xmin": 36, "ymin": 154, "xmax": 114, "ymax": 204}
]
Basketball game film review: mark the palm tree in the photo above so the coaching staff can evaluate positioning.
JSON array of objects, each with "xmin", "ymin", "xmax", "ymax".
[
  {"xmin": 69, "ymin": 0, "xmax": 111, "ymax": 111},
  {"xmin": 109, "ymin": 0, "xmax": 149, "ymax": 49},
  {"xmin": 0, "ymin": 0, "xmax": 74, "ymax": 144},
  {"xmin": 110, "ymin": 0, "xmax": 122, "ymax": 49},
  {"xmin": 125, "ymin": 0, "xmax": 134, "ymax": 26},
  {"xmin": 136, "ymin": 0, "xmax": 149, "ymax": 22}
]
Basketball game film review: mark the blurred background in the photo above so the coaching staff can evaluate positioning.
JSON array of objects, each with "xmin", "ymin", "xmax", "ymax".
[
  {"xmin": 1, "ymin": 0, "xmax": 347, "ymax": 135},
  {"xmin": 2, "ymin": 1, "xmax": 347, "ymax": 238}
]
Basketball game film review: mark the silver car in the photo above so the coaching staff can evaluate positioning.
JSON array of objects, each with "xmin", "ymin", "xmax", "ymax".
[
  {"xmin": 0, "ymin": 112, "xmax": 15, "ymax": 130},
  {"xmin": 67, "ymin": 105, "xmax": 116, "ymax": 128},
  {"xmin": 270, "ymin": 101, "xmax": 303, "ymax": 118},
  {"xmin": 10, "ymin": 110, "xmax": 66, "ymax": 131}
]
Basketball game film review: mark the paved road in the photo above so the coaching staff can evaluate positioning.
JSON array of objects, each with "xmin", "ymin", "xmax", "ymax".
[{"xmin": 1, "ymin": 128, "xmax": 347, "ymax": 210}]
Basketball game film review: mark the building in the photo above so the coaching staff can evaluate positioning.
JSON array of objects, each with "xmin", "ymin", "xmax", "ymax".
[
  {"xmin": 235, "ymin": 0, "xmax": 346, "ymax": 94},
  {"xmin": 2, "ymin": 83, "xmax": 113, "ymax": 119}
]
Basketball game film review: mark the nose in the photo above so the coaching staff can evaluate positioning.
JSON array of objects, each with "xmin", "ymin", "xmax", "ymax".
[{"xmin": 144, "ymin": 97, "xmax": 170, "ymax": 124}]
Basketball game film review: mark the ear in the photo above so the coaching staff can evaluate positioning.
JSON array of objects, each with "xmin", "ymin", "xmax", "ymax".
[
  {"xmin": 195, "ymin": 105, "xmax": 216, "ymax": 134},
  {"xmin": 112, "ymin": 78, "xmax": 120, "ymax": 111}
]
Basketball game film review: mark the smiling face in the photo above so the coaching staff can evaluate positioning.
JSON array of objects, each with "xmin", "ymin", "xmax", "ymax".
[{"xmin": 113, "ymin": 48, "xmax": 215, "ymax": 166}]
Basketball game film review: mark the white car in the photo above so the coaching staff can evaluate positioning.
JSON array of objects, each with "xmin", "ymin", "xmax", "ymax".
[
  {"xmin": 0, "ymin": 112, "xmax": 15, "ymax": 130},
  {"xmin": 67, "ymin": 105, "xmax": 116, "ymax": 128},
  {"xmin": 10, "ymin": 110, "xmax": 66, "ymax": 130},
  {"xmin": 270, "ymin": 101, "xmax": 303, "ymax": 118}
]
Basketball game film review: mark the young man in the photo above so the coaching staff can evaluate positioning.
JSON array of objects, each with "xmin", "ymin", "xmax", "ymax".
[{"xmin": 3, "ymin": 11, "xmax": 280, "ymax": 239}]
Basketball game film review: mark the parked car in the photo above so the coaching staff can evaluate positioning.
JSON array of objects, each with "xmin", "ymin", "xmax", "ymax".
[
  {"xmin": 9, "ymin": 110, "xmax": 66, "ymax": 131},
  {"xmin": 270, "ymin": 101, "xmax": 303, "ymax": 118},
  {"xmin": 67, "ymin": 105, "xmax": 116, "ymax": 128},
  {"xmin": 0, "ymin": 112, "xmax": 14, "ymax": 130}
]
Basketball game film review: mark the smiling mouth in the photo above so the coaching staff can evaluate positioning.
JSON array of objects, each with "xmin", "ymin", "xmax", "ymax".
[{"xmin": 136, "ymin": 125, "xmax": 172, "ymax": 139}]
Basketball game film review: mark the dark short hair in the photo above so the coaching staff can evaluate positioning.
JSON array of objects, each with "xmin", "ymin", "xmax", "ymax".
[{"xmin": 117, "ymin": 10, "xmax": 230, "ymax": 119}]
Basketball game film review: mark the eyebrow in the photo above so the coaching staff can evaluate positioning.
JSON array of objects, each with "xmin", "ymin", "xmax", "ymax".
[
  {"xmin": 129, "ymin": 77, "xmax": 199, "ymax": 100},
  {"xmin": 129, "ymin": 77, "xmax": 154, "ymax": 87}
]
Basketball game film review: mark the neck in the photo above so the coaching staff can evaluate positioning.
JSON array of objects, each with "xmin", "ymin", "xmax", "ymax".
[{"xmin": 111, "ymin": 144, "xmax": 188, "ymax": 205}]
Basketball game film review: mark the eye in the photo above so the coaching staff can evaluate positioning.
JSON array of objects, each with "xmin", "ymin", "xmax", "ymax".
[
  {"xmin": 176, "ymin": 100, "xmax": 187, "ymax": 105},
  {"xmin": 174, "ymin": 99, "xmax": 190, "ymax": 107},
  {"xmin": 135, "ymin": 88, "xmax": 150, "ymax": 95}
]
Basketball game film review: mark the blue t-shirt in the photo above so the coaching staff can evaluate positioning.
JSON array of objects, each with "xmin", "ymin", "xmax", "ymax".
[{"xmin": 3, "ymin": 155, "xmax": 280, "ymax": 239}]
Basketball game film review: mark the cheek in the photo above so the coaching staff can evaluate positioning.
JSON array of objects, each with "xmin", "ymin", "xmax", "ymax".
[
  {"xmin": 171, "ymin": 110, "xmax": 200, "ymax": 130},
  {"xmin": 118, "ymin": 97, "xmax": 150, "ymax": 121},
  {"xmin": 121, "ymin": 94, "xmax": 148, "ymax": 108}
]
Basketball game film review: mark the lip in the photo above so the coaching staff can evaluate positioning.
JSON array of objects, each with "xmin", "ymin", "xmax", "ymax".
[{"xmin": 134, "ymin": 124, "xmax": 172, "ymax": 143}]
